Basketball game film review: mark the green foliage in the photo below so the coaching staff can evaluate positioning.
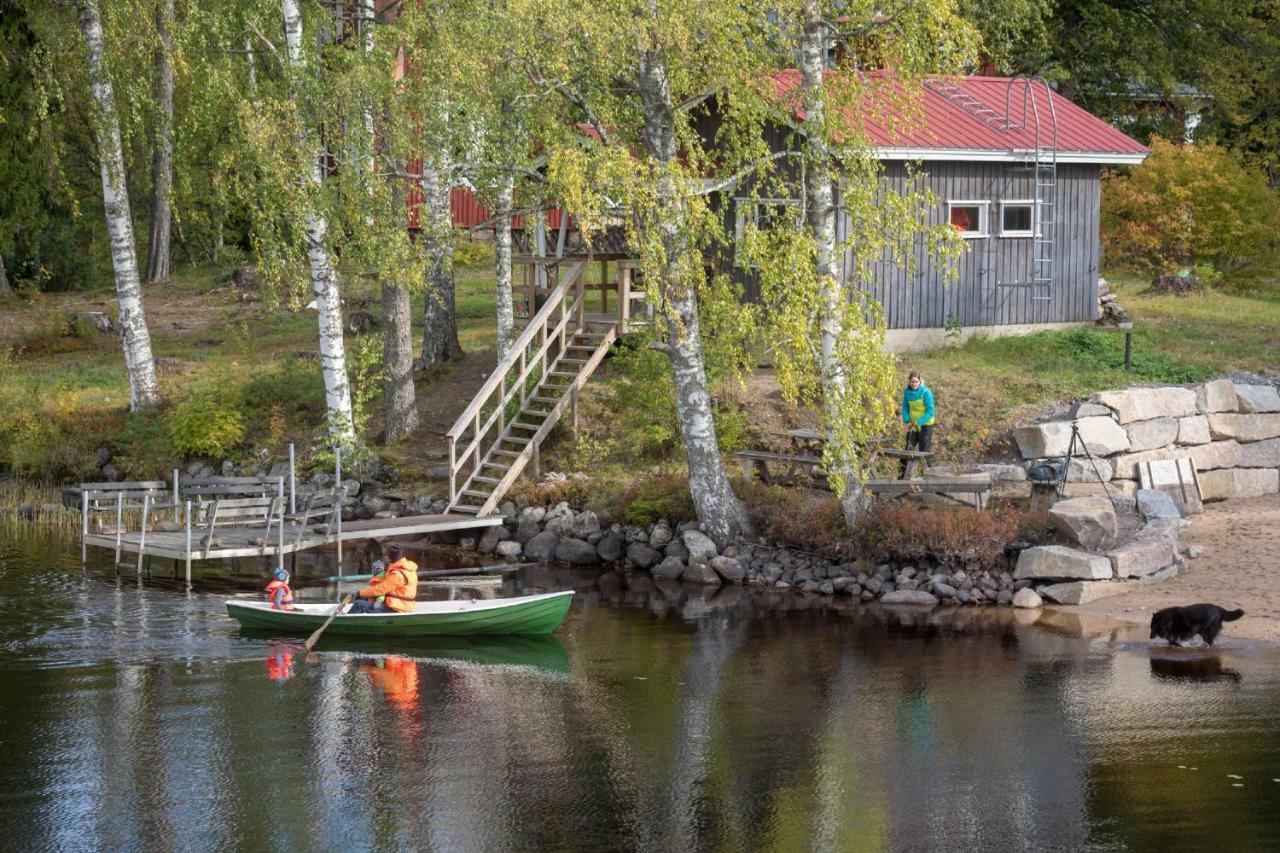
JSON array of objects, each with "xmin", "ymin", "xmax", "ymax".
[
  {"xmin": 347, "ymin": 332, "xmax": 386, "ymax": 442},
  {"xmin": 1102, "ymin": 138, "xmax": 1280, "ymax": 281},
  {"xmin": 1050, "ymin": 328, "xmax": 1211, "ymax": 383},
  {"xmin": 616, "ymin": 474, "xmax": 698, "ymax": 527},
  {"xmin": 167, "ymin": 395, "xmax": 245, "ymax": 459},
  {"xmin": 452, "ymin": 237, "xmax": 494, "ymax": 266}
]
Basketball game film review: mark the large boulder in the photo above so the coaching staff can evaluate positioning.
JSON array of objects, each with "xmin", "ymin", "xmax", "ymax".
[
  {"xmin": 626, "ymin": 542, "xmax": 662, "ymax": 569},
  {"xmin": 1125, "ymin": 417, "xmax": 1179, "ymax": 453},
  {"xmin": 1177, "ymin": 415, "xmax": 1211, "ymax": 445},
  {"xmin": 1136, "ymin": 488, "xmax": 1182, "ymax": 521},
  {"xmin": 1108, "ymin": 519, "xmax": 1178, "ymax": 577},
  {"xmin": 1198, "ymin": 468, "xmax": 1280, "ymax": 501},
  {"xmin": 523, "ymin": 531, "xmax": 560, "ymax": 562},
  {"xmin": 652, "ymin": 556, "xmax": 686, "ymax": 580},
  {"xmin": 1239, "ymin": 438, "xmax": 1280, "ymax": 468},
  {"xmin": 1040, "ymin": 580, "xmax": 1133, "ymax": 605},
  {"xmin": 710, "ymin": 555, "xmax": 746, "ymax": 583},
  {"xmin": 1109, "ymin": 439, "xmax": 1241, "ymax": 480},
  {"xmin": 595, "ymin": 532, "xmax": 626, "ymax": 563},
  {"xmin": 513, "ymin": 520, "xmax": 541, "ymax": 544},
  {"xmin": 681, "ymin": 529, "xmax": 719, "ymax": 563},
  {"xmin": 1196, "ymin": 379, "xmax": 1238, "ymax": 414},
  {"xmin": 681, "ymin": 561, "xmax": 722, "ymax": 585},
  {"xmin": 1013, "ymin": 421, "xmax": 1073, "ymax": 458},
  {"xmin": 1207, "ymin": 413, "xmax": 1280, "ymax": 442},
  {"xmin": 1015, "ymin": 546, "xmax": 1114, "ymax": 581},
  {"xmin": 880, "ymin": 590, "xmax": 939, "ymax": 606},
  {"xmin": 1234, "ymin": 383, "xmax": 1280, "ymax": 413},
  {"xmin": 1065, "ymin": 456, "xmax": 1114, "ymax": 483},
  {"xmin": 1093, "ymin": 387, "xmax": 1198, "ymax": 424},
  {"xmin": 477, "ymin": 526, "xmax": 503, "ymax": 555},
  {"xmin": 1048, "ymin": 497, "xmax": 1117, "ymax": 550},
  {"xmin": 570, "ymin": 510, "xmax": 601, "ymax": 539},
  {"xmin": 495, "ymin": 540, "xmax": 523, "ymax": 559},
  {"xmin": 1075, "ymin": 416, "xmax": 1131, "ymax": 456},
  {"xmin": 1012, "ymin": 588, "xmax": 1043, "ymax": 609}
]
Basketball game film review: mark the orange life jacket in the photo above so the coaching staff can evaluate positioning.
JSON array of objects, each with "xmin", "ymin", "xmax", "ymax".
[
  {"xmin": 376, "ymin": 559, "xmax": 418, "ymax": 613},
  {"xmin": 265, "ymin": 578, "xmax": 294, "ymax": 609}
]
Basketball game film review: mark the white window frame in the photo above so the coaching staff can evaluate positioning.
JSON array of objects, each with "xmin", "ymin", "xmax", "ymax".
[
  {"xmin": 999, "ymin": 200, "xmax": 1035, "ymax": 238},
  {"xmin": 734, "ymin": 197, "xmax": 804, "ymax": 266},
  {"xmin": 947, "ymin": 200, "xmax": 989, "ymax": 239}
]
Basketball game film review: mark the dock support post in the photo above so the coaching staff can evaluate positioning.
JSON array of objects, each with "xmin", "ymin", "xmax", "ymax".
[
  {"xmin": 114, "ymin": 493, "xmax": 123, "ymax": 567},
  {"xmin": 136, "ymin": 493, "xmax": 150, "ymax": 574},
  {"xmin": 80, "ymin": 491, "xmax": 88, "ymax": 564},
  {"xmin": 184, "ymin": 500, "xmax": 192, "ymax": 585},
  {"xmin": 288, "ymin": 442, "xmax": 296, "ymax": 514}
]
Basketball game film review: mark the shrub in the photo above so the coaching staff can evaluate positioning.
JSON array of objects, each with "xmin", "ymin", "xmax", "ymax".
[
  {"xmin": 507, "ymin": 477, "xmax": 591, "ymax": 510},
  {"xmin": 851, "ymin": 500, "xmax": 1040, "ymax": 572},
  {"xmin": 453, "ymin": 236, "xmax": 494, "ymax": 266},
  {"xmin": 168, "ymin": 396, "xmax": 245, "ymax": 459},
  {"xmin": 737, "ymin": 481, "xmax": 850, "ymax": 555},
  {"xmin": 1102, "ymin": 138, "xmax": 1280, "ymax": 281},
  {"xmin": 611, "ymin": 473, "xmax": 697, "ymax": 526}
]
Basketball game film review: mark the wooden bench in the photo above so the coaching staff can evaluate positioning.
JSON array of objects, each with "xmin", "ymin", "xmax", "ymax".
[
  {"xmin": 181, "ymin": 475, "xmax": 282, "ymax": 501},
  {"xmin": 874, "ymin": 448, "xmax": 934, "ymax": 479},
  {"xmin": 864, "ymin": 477, "xmax": 992, "ymax": 509},
  {"xmin": 285, "ymin": 488, "xmax": 343, "ymax": 546},
  {"xmin": 75, "ymin": 480, "xmax": 175, "ymax": 567},
  {"xmin": 193, "ymin": 494, "xmax": 285, "ymax": 556},
  {"xmin": 734, "ymin": 450, "xmax": 826, "ymax": 487}
]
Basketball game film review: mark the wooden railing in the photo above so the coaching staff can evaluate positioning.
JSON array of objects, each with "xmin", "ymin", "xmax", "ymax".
[{"xmin": 446, "ymin": 260, "xmax": 588, "ymax": 508}]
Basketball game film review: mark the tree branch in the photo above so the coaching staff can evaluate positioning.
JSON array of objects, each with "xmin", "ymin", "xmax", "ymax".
[{"xmin": 695, "ymin": 151, "xmax": 802, "ymax": 196}]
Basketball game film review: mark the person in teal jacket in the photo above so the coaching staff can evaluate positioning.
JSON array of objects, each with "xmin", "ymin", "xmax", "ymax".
[{"xmin": 900, "ymin": 371, "xmax": 935, "ymax": 476}]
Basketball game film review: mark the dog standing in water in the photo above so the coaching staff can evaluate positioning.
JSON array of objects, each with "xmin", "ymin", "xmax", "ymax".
[{"xmin": 1149, "ymin": 604, "xmax": 1245, "ymax": 646}]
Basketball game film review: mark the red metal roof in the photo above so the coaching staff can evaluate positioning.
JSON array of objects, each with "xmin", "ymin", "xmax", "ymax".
[{"xmin": 770, "ymin": 71, "xmax": 1149, "ymax": 160}]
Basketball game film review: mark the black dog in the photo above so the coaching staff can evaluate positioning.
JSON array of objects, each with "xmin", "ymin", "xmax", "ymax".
[{"xmin": 1149, "ymin": 603, "xmax": 1244, "ymax": 646}]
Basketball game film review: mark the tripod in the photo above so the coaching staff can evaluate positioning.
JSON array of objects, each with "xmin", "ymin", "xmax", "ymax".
[{"xmin": 1058, "ymin": 420, "xmax": 1117, "ymax": 512}]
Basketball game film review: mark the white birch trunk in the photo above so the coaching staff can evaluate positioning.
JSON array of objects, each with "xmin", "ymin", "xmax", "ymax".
[
  {"xmin": 419, "ymin": 158, "xmax": 462, "ymax": 367},
  {"xmin": 78, "ymin": 0, "xmax": 161, "ymax": 410},
  {"xmin": 636, "ymin": 36, "xmax": 751, "ymax": 545},
  {"xmin": 281, "ymin": 0, "xmax": 354, "ymax": 443},
  {"xmin": 0, "ymin": 253, "xmax": 11, "ymax": 294},
  {"xmin": 144, "ymin": 0, "xmax": 174, "ymax": 284},
  {"xmin": 493, "ymin": 174, "xmax": 515, "ymax": 360},
  {"xmin": 244, "ymin": 36, "xmax": 257, "ymax": 100},
  {"xmin": 802, "ymin": 2, "xmax": 865, "ymax": 525}
]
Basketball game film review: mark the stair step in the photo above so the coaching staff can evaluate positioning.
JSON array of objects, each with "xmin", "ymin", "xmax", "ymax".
[
  {"xmin": 461, "ymin": 489, "xmax": 492, "ymax": 498},
  {"xmin": 451, "ymin": 505, "xmax": 481, "ymax": 514},
  {"xmin": 511, "ymin": 421, "xmax": 542, "ymax": 431},
  {"xmin": 531, "ymin": 396, "xmax": 561, "ymax": 405},
  {"xmin": 473, "ymin": 475, "xmax": 502, "ymax": 484},
  {"xmin": 492, "ymin": 449, "xmax": 523, "ymax": 458},
  {"xmin": 549, "ymin": 371, "xmax": 577, "ymax": 378},
  {"xmin": 559, "ymin": 357, "xmax": 589, "ymax": 364}
]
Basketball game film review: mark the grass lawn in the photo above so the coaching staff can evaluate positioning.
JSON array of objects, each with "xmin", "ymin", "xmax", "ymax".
[{"xmin": 1, "ymin": 254, "xmax": 1277, "ymax": 485}]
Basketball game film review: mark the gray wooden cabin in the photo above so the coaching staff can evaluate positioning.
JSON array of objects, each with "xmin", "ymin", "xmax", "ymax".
[{"xmin": 717, "ymin": 75, "xmax": 1149, "ymax": 348}]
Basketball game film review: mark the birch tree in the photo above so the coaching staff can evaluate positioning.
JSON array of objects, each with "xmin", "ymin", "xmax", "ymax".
[
  {"xmin": 77, "ymin": 0, "xmax": 161, "ymax": 409},
  {"xmin": 279, "ymin": 0, "xmax": 353, "ymax": 442},
  {"xmin": 747, "ymin": 1, "xmax": 975, "ymax": 524},
  {"xmin": 510, "ymin": 0, "xmax": 784, "ymax": 543},
  {"xmin": 144, "ymin": 0, "xmax": 174, "ymax": 283}
]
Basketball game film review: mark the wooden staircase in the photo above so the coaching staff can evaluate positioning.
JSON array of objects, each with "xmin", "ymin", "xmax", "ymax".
[{"xmin": 446, "ymin": 261, "xmax": 617, "ymax": 516}]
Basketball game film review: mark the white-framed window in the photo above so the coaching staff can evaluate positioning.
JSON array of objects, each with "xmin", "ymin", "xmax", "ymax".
[
  {"xmin": 947, "ymin": 200, "xmax": 989, "ymax": 238},
  {"xmin": 734, "ymin": 197, "xmax": 803, "ymax": 266},
  {"xmin": 1000, "ymin": 200, "xmax": 1035, "ymax": 237}
]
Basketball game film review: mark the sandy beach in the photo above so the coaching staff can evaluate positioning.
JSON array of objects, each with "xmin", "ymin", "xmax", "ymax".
[{"xmin": 1067, "ymin": 494, "xmax": 1280, "ymax": 643}]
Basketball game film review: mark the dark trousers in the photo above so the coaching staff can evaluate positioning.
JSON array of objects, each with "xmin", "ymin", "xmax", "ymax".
[
  {"xmin": 347, "ymin": 599, "xmax": 392, "ymax": 614},
  {"xmin": 901, "ymin": 424, "xmax": 934, "ymax": 477}
]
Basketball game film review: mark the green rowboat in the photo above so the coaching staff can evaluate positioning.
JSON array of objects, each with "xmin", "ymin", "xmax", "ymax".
[{"xmin": 226, "ymin": 590, "xmax": 573, "ymax": 637}]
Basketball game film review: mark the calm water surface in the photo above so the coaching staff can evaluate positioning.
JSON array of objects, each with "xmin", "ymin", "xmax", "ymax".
[{"xmin": 1, "ymin": 526, "xmax": 1278, "ymax": 852}]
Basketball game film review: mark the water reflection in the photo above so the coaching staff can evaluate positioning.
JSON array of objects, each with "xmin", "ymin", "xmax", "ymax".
[{"xmin": 2, "ymin": 527, "xmax": 1279, "ymax": 851}]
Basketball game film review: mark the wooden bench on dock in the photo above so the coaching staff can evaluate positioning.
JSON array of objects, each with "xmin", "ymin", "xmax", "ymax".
[{"xmin": 863, "ymin": 476, "xmax": 992, "ymax": 508}]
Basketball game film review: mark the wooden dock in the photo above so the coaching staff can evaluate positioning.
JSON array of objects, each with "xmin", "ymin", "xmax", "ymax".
[{"xmin": 84, "ymin": 512, "xmax": 502, "ymax": 565}]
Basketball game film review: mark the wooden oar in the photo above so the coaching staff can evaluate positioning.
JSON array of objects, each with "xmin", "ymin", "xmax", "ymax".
[
  {"xmin": 327, "ymin": 562, "xmax": 536, "ymax": 583},
  {"xmin": 304, "ymin": 595, "xmax": 353, "ymax": 652}
]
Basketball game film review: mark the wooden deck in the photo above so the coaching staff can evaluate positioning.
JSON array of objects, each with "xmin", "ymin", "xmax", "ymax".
[{"xmin": 84, "ymin": 512, "xmax": 502, "ymax": 563}]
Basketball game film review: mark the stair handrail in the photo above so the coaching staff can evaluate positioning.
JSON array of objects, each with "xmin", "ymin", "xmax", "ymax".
[{"xmin": 446, "ymin": 260, "xmax": 586, "ymax": 505}]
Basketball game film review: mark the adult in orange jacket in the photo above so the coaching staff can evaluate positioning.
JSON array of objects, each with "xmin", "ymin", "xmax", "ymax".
[{"xmin": 348, "ymin": 544, "xmax": 418, "ymax": 614}]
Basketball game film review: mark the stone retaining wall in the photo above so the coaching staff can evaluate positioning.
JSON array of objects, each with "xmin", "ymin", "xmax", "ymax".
[{"xmin": 1012, "ymin": 379, "xmax": 1280, "ymax": 502}]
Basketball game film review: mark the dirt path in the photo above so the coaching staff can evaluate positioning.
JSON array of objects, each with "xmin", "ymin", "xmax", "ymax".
[{"xmin": 1069, "ymin": 494, "xmax": 1280, "ymax": 643}]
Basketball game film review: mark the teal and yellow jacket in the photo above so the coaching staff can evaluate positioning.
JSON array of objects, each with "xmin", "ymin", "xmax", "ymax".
[{"xmin": 901, "ymin": 384, "xmax": 936, "ymax": 426}]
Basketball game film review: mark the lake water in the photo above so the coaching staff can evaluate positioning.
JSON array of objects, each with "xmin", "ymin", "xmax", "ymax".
[{"xmin": 1, "ymin": 526, "xmax": 1278, "ymax": 852}]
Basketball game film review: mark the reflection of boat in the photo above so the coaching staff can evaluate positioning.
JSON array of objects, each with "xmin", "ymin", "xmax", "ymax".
[
  {"xmin": 226, "ymin": 590, "xmax": 574, "ymax": 636},
  {"xmin": 341, "ymin": 635, "xmax": 571, "ymax": 675}
]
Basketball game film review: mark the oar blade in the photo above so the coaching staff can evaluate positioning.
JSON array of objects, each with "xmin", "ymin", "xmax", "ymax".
[{"xmin": 304, "ymin": 595, "xmax": 353, "ymax": 652}]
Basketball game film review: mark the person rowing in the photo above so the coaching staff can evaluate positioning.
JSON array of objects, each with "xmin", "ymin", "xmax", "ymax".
[{"xmin": 347, "ymin": 544, "xmax": 418, "ymax": 614}]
